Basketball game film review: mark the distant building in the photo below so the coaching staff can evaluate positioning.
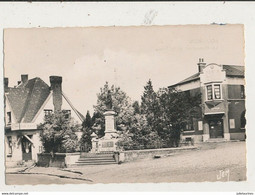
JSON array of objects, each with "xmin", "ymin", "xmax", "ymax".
[
  {"xmin": 169, "ymin": 59, "xmax": 246, "ymax": 142},
  {"xmin": 4, "ymin": 75, "xmax": 84, "ymax": 167}
]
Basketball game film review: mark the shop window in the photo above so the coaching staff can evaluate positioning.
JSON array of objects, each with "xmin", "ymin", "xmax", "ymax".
[
  {"xmin": 206, "ymin": 84, "xmax": 222, "ymax": 100},
  {"xmin": 7, "ymin": 112, "xmax": 11, "ymax": 124}
]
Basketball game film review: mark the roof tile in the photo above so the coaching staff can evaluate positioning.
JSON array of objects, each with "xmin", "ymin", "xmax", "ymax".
[{"xmin": 6, "ymin": 77, "xmax": 51, "ymax": 123}]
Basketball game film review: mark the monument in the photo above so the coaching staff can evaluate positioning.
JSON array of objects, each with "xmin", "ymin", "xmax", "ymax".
[{"xmin": 90, "ymin": 90, "xmax": 119, "ymax": 153}]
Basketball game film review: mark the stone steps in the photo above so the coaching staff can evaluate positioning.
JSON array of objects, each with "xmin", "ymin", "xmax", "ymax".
[
  {"xmin": 80, "ymin": 153, "xmax": 114, "ymax": 158},
  {"xmin": 75, "ymin": 152, "xmax": 118, "ymax": 166}
]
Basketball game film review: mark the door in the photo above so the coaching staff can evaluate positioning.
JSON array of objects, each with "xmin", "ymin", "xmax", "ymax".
[
  {"xmin": 209, "ymin": 119, "xmax": 224, "ymax": 138},
  {"xmin": 21, "ymin": 136, "xmax": 32, "ymax": 161}
]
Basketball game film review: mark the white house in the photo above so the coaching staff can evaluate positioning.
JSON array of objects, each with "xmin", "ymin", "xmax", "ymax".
[{"xmin": 4, "ymin": 75, "xmax": 84, "ymax": 167}]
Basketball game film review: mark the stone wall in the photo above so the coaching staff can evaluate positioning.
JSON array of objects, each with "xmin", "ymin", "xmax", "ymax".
[
  {"xmin": 65, "ymin": 153, "xmax": 80, "ymax": 167},
  {"xmin": 120, "ymin": 146, "xmax": 197, "ymax": 163},
  {"xmin": 37, "ymin": 153, "xmax": 80, "ymax": 168},
  {"xmin": 37, "ymin": 153, "xmax": 66, "ymax": 168}
]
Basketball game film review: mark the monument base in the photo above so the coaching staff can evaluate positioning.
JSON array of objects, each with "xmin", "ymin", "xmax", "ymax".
[
  {"xmin": 97, "ymin": 137, "xmax": 119, "ymax": 152},
  {"xmin": 90, "ymin": 136, "xmax": 119, "ymax": 153},
  {"xmin": 90, "ymin": 109, "xmax": 120, "ymax": 153}
]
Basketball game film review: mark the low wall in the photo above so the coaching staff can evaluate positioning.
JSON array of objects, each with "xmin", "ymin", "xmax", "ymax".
[
  {"xmin": 230, "ymin": 132, "xmax": 246, "ymax": 141},
  {"xmin": 37, "ymin": 153, "xmax": 80, "ymax": 168},
  {"xmin": 120, "ymin": 146, "xmax": 197, "ymax": 163},
  {"xmin": 65, "ymin": 153, "xmax": 80, "ymax": 167}
]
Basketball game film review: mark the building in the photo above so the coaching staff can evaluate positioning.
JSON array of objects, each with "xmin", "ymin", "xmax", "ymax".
[
  {"xmin": 169, "ymin": 59, "xmax": 246, "ymax": 142},
  {"xmin": 4, "ymin": 75, "xmax": 84, "ymax": 167}
]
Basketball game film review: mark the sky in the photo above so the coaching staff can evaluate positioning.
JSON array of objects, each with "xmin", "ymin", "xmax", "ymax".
[{"xmin": 4, "ymin": 25, "xmax": 244, "ymax": 115}]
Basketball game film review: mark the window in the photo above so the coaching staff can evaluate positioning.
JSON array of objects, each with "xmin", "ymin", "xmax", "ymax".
[
  {"xmin": 207, "ymin": 85, "xmax": 213, "ymax": 100},
  {"xmin": 44, "ymin": 109, "xmax": 53, "ymax": 116},
  {"xmin": 183, "ymin": 118, "xmax": 194, "ymax": 131},
  {"xmin": 206, "ymin": 84, "xmax": 222, "ymax": 100},
  {"xmin": 214, "ymin": 84, "xmax": 221, "ymax": 99},
  {"xmin": 241, "ymin": 85, "xmax": 245, "ymax": 99},
  {"xmin": 241, "ymin": 111, "xmax": 246, "ymax": 129},
  {"xmin": 63, "ymin": 110, "xmax": 71, "ymax": 119},
  {"xmin": 7, "ymin": 112, "xmax": 11, "ymax": 124},
  {"xmin": 7, "ymin": 136, "xmax": 12, "ymax": 156}
]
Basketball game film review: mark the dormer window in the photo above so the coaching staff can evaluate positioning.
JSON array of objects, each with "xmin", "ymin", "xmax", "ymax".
[{"xmin": 206, "ymin": 83, "xmax": 222, "ymax": 100}]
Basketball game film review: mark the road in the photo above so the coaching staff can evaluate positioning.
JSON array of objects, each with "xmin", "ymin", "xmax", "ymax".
[{"xmin": 6, "ymin": 141, "xmax": 246, "ymax": 184}]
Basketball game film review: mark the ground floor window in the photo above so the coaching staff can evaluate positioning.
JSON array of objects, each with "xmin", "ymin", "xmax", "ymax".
[
  {"xmin": 241, "ymin": 110, "xmax": 246, "ymax": 129},
  {"xmin": 183, "ymin": 118, "xmax": 194, "ymax": 131},
  {"xmin": 7, "ymin": 136, "xmax": 12, "ymax": 156}
]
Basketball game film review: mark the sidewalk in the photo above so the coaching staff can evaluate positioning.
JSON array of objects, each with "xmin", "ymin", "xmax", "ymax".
[{"xmin": 6, "ymin": 166, "xmax": 93, "ymax": 183}]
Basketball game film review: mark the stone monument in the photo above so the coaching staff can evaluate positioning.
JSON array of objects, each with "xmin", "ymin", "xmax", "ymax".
[{"xmin": 90, "ymin": 90, "xmax": 119, "ymax": 153}]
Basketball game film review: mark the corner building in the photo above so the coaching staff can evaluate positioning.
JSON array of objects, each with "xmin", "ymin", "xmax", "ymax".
[{"xmin": 169, "ymin": 59, "xmax": 246, "ymax": 142}]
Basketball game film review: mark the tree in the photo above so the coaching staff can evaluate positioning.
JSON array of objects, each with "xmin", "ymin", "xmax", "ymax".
[
  {"xmin": 132, "ymin": 101, "xmax": 140, "ymax": 115},
  {"xmin": 129, "ymin": 114, "xmax": 162, "ymax": 149},
  {"xmin": 140, "ymin": 79, "xmax": 159, "ymax": 130},
  {"xmin": 93, "ymin": 82, "xmax": 134, "ymax": 138},
  {"xmin": 82, "ymin": 111, "xmax": 92, "ymax": 129},
  {"xmin": 80, "ymin": 111, "xmax": 93, "ymax": 151},
  {"xmin": 39, "ymin": 111, "xmax": 81, "ymax": 153},
  {"xmin": 156, "ymin": 87, "xmax": 201, "ymax": 147},
  {"xmin": 79, "ymin": 127, "xmax": 92, "ymax": 152}
]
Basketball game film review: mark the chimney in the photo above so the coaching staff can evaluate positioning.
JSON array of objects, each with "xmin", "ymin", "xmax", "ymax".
[
  {"xmin": 4, "ymin": 78, "xmax": 9, "ymax": 92},
  {"xmin": 21, "ymin": 74, "xmax": 28, "ymax": 83},
  {"xmin": 50, "ymin": 76, "xmax": 62, "ymax": 112},
  {"xmin": 197, "ymin": 58, "xmax": 206, "ymax": 73}
]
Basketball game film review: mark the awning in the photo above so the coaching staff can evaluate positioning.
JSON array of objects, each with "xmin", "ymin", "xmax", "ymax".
[
  {"xmin": 11, "ymin": 123, "xmax": 37, "ymax": 131},
  {"xmin": 24, "ymin": 135, "xmax": 35, "ymax": 148}
]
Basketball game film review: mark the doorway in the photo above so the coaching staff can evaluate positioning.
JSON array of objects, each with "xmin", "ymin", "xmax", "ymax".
[
  {"xmin": 209, "ymin": 119, "xmax": 224, "ymax": 138},
  {"xmin": 21, "ymin": 135, "xmax": 32, "ymax": 161}
]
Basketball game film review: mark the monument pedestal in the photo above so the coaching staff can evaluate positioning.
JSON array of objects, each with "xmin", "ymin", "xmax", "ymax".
[
  {"xmin": 91, "ymin": 110, "xmax": 119, "ymax": 153},
  {"xmin": 90, "ymin": 132, "xmax": 99, "ymax": 153}
]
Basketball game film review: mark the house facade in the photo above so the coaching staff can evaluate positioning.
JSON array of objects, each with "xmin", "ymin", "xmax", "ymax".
[
  {"xmin": 4, "ymin": 75, "xmax": 84, "ymax": 167},
  {"xmin": 169, "ymin": 59, "xmax": 246, "ymax": 142}
]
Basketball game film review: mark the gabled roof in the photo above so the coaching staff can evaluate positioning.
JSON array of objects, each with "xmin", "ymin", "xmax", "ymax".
[
  {"xmin": 6, "ymin": 77, "xmax": 51, "ymax": 123},
  {"xmin": 169, "ymin": 64, "xmax": 245, "ymax": 88},
  {"xmin": 170, "ymin": 72, "xmax": 200, "ymax": 88},
  {"xmin": 62, "ymin": 92, "xmax": 85, "ymax": 122},
  {"xmin": 223, "ymin": 65, "xmax": 244, "ymax": 77}
]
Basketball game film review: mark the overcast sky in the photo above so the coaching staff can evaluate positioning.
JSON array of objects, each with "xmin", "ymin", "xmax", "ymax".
[{"xmin": 4, "ymin": 25, "xmax": 244, "ymax": 115}]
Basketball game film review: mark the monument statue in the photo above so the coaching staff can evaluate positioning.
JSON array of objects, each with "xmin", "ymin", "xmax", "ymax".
[
  {"xmin": 105, "ymin": 90, "xmax": 113, "ymax": 110},
  {"xmin": 90, "ymin": 89, "xmax": 119, "ymax": 153}
]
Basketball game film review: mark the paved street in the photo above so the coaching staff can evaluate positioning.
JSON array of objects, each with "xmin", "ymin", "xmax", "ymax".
[{"xmin": 6, "ymin": 141, "xmax": 246, "ymax": 184}]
